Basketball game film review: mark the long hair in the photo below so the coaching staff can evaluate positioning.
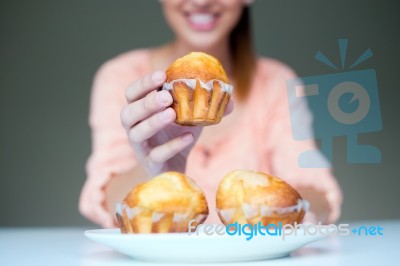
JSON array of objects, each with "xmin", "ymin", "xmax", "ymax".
[{"xmin": 229, "ymin": 7, "xmax": 256, "ymax": 101}]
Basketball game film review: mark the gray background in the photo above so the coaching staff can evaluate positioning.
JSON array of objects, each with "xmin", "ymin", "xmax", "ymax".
[{"xmin": 1, "ymin": 0, "xmax": 399, "ymax": 227}]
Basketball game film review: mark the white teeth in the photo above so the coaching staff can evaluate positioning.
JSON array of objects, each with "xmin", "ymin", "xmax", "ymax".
[{"xmin": 189, "ymin": 14, "xmax": 214, "ymax": 25}]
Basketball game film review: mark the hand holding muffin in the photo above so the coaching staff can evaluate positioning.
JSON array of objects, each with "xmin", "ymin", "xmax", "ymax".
[
  {"xmin": 121, "ymin": 52, "xmax": 233, "ymax": 176},
  {"xmin": 163, "ymin": 52, "xmax": 232, "ymax": 126}
]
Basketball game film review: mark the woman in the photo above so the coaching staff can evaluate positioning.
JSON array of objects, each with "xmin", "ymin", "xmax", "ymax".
[{"xmin": 79, "ymin": 0, "xmax": 342, "ymax": 228}]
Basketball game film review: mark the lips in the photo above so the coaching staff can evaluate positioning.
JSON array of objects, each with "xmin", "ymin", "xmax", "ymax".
[{"xmin": 186, "ymin": 12, "xmax": 219, "ymax": 31}]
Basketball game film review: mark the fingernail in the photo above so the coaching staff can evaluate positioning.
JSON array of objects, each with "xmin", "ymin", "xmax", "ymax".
[
  {"xmin": 182, "ymin": 133, "xmax": 193, "ymax": 143},
  {"xmin": 161, "ymin": 108, "xmax": 173, "ymax": 121},
  {"xmin": 152, "ymin": 71, "xmax": 164, "ymax": 83},
  {"xmin": 156, "ymin": 91, "xmax": 171, "ymax": 104}
]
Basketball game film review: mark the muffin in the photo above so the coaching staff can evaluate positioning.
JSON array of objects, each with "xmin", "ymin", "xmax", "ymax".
[
  {"xmin": 162, "ymin": 52, "xmax": 233, "ymax": 126},
  {"xmin": 116, "ymin": 171, "xmax": 208, "ymax": 234},
  {"xmin": 216, "ymin": 170, "xmax": 308, "ymax": 226}
]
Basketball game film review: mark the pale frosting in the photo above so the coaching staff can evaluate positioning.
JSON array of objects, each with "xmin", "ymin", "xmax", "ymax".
[
  {"xmin": 117, "ymin": 203, "xmax": 205, "ymax": 223},
  {"xmin": 259, "ymin": 199, "xmax": 309, "ymax": 216},
  {"xmin": 217, "ymin": 200, "xmax": 310, "ymax": 221}
]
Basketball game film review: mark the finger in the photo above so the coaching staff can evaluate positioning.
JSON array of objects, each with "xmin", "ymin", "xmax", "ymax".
[
  {"xmin": 146, "ymin": 133, "xmax": 194, "ymax": 166},
  {"xmin": 132, "ymin": 138, "xmax": 151, "ymax": 162},
  {"xmin": 128, "ymin": 108, "xmax": 176, "ymax": 144},
  {"xmin": 224, "ymin": 98, "xmax": 234, "ymax": 116},
  {"xmin": 125, "ymin": 71, "xmax": 166, "ymax": 103},
  {"xmin": 121, "ymin": 90, "xmax": 173, "ymax": 129}
]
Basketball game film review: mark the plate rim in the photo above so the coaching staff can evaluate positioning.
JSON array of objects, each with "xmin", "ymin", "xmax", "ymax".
[{"xmin": 84, "ymin": 228, "xmax": 326, "ymax": 262}]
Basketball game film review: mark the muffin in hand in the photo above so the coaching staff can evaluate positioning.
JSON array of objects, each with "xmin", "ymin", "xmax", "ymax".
[
  {"xmin": 216, "ymin": 170, "xmax": 308, "ymax": 226},
  {"xmin": 116, "ymin": 171, "xmax": 208, "ymax": 233},
  {"xmin": 162, "ymin": 52, "xmax": 233, "ymax": 126}
]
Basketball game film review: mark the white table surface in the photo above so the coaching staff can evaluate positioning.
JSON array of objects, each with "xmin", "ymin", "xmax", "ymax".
[{"xmin": 0, "ymin": 220, "xmax": 398, "ymax": 266}]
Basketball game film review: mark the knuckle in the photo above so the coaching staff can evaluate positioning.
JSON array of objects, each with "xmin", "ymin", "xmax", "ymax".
[
  {"xmin": 148, "ymin": 114, "xmax": 160, "ymax": 128},
  {"xmin": 128, "ymin": 128, "xmax": 142, "ymax": 144},
  {"xmin": 145, "ymin": 154, "xmax": 155, "ymax": 168},
  {"xmin": 78, "ymin": 201, "xmax": 86, "ymax": 216},
  {"xmin": 79, "ymin": 200, "xmax": 92, "ymax": 219},
  {"xmin": 142, "ymin": 94, "xmax": 153, "ymax": 112},
  {"xmin": 145, "ymin": 156, "xmax": 159, "ymax": 173},
  {"xmin": 124, "ymin": 83, "xmax": 129, "ymax": 97},
  {"xmin": 120, "ymin": 106, "xmax": 131, "ymax": 128},
  {"xmin": 141, "ymin": 74, "xmax": 152, "ymax": 90},
  {"xmin": 125, "ymin": 83, "xmax": 135, "ymax": 101},
  {"xmin": 167, "ymin": 139, "xmax": 181, "ymax": 153},
  {"xmin": 148, "ymin": 150, "xmax": 162, "ymax": 164},
  {"xmin": 161, "ymin": 140, "xmax": 179, "ymax": 160},
  {"xmin": 124, "ymin": 86, "xmax": 130, "ymax": 100}
]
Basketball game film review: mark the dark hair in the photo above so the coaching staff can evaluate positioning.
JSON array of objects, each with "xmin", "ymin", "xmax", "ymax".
[{"xmin": 229, "ymin": 6, "xmax": 256, "ymax": 101}]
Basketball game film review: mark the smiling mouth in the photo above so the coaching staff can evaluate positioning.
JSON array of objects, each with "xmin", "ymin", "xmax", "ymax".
[{"xmin": 185, "ymin": 12, "xmax": 220, "ymax": 31}]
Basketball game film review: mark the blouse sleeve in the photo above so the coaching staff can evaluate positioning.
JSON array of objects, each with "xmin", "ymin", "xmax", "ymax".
[
  {"xmin": 262, "ymin": 63, "xmax": 343, "ymax": 224},
  {"xmin": 79, "ymin": 60, "xmax": 137, "ymax": 228}
]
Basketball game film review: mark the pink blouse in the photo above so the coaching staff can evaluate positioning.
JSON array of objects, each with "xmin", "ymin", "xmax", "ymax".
[{"xmin": 79, "ymin": 49, "xmax": 343, "ymax": 228}]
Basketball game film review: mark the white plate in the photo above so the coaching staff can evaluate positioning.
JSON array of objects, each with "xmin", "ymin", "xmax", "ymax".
[{"xmin": 84, "ymin": 227, "xmax": 325, "ymax": 263}]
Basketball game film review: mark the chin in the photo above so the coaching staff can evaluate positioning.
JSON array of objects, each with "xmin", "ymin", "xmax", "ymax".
[{"xmin": 183, "ymin": 33, "xmax": 227, "ymax": 52}]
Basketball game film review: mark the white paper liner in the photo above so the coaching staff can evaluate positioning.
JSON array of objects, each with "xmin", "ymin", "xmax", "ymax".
[
  {"xmin": 162, "ymin": 78, "xmax": 233, "ymax": 95},
  {"xmin": 217, "ymin": 199, "xmax": 310, "ymax": 221}
]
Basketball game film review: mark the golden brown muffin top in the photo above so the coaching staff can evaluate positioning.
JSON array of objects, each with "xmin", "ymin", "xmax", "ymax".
[
  {"xmin": 217, "ymin": 170, "xmax": 303, "ymax": 209},
  {"xmin": 166, "ymin": 52, "xmax": 229, "ymax": 83},
  {"xmin": 123, "ymin": 171, "xmax": 208, "ymax": 214}
]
